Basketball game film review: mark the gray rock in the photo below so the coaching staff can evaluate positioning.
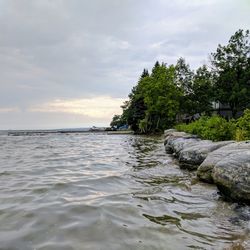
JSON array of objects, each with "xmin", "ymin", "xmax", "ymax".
[
  {"xmin": 164, "ymin": 131, "xmax": 200, "ymax": 155},
  {"xmin": 164, "ymin": 131, "xmax": 192, "ymax": 143},
  {"xmin": 164, "ymin": 129, "xmax": 177, "ymax": 137},
  {"xmin": 169, "ymin": 137, "xmax": 200, "ymax": 155},
  {"xmin": 164, "ymin": 144, "xmax": 174, "ymax": 154},
  {"xmin": 212, "ymin": 150, "xmax": 250, "ymax": 204},
  {"xmin": 163, "ymin": 130, "xmax": 250, "ymax": 203},
  {"xmin": 197, "ymin": 163, "xmax": 215, "ymax": 183},
  {"xmin": 179, "ymin": 141, "xmax": 233, "ymax": 170},
  {"xmin": 197, "ymin": 141, "xmax": 249, "ymax": 183}
]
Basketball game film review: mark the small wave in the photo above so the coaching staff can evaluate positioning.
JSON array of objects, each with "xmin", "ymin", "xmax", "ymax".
[
  {"xmin": 0, "ymin": 171, "xmax": 12, "ymax": 176},
  {"xmin": 0, "ymin": 133, "xmax": 248, "ymax": 249},
  {"xmin": 143, "ymin": 213, "xmax": 181, "ymax": 226}
]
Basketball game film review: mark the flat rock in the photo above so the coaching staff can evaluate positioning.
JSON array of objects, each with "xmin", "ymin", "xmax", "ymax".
[
  {"xmin": 170, "ymin": 137, "xmax": 201, "ymax": 155},
  {"xmin": 164, "ymin": 131, "xmax": 199, "ymax": 154},
  {"xmin": 179, "ymin": 140, "xmax": 233, "ymax": 170},
  {"xmin": 164, "ymin": 129, "xmax": 177, "ymax": 137}
]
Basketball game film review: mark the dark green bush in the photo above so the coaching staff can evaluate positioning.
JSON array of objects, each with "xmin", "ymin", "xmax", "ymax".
[
  {"xmin": 175, "ymin": 115, "xmax": 236, "ymax": 141},
  {"xmin": 175, "ymin": 110, "xmax": 250, "ymax": 141},
  {"xmin": 175, "ymin": 116, "xmax": 209, "ymax": 136},
  {"xmin": 235, "ymin": 109, "xmax": 250, "ymax": 141},
  {"xmin": 200, "ymin": 116, "xmax": 235, "ymax": 141}
]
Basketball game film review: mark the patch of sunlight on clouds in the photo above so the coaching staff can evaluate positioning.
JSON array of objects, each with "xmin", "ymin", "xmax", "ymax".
[{"xmin": 28, "ymin": 96, "xmax": 126, "ymax": 119}]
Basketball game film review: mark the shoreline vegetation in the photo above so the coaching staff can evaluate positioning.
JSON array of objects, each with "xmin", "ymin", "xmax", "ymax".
[
  {"xmin": 175, "ymin": 109, "xmax": 250, "ymax": 141},
  {"xmin": 110, "ymin": 29, "xmax": 250, "ymax": 137}
]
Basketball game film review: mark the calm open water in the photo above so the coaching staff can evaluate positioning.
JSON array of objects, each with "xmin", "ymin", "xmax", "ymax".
[{"xmin": 0, "ymin": 133, "xmax": 249, "ymax": 250}]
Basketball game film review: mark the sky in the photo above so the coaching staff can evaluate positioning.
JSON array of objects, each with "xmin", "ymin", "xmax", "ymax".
[{"xmin": 0, "ymin": 0, "xmax": 250, "ymax": 129}]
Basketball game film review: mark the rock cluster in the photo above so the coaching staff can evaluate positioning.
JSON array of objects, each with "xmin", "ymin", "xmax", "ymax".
[{"xmin": 164, "ymin": 129, "xmax": 250, "ymax": 204}]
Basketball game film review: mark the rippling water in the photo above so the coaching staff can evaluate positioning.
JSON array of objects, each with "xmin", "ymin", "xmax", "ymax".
[{"xmin": 0, "ymin": 133, "xmax": 249, "ymax": 250}]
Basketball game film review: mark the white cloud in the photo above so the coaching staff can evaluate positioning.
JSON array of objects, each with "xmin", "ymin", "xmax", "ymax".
[
  {"xmin": 0, "ymin": 0, "xmax": 249, "ymax": 128},
  {"xmin": 28, "ymin": 96, "xmax": 126, "ymax": 119}
]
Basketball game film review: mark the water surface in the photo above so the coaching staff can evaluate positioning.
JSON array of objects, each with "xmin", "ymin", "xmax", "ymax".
[{"xmin": 0, "ymin": 133, "xmax": 249, "ymax": 249}]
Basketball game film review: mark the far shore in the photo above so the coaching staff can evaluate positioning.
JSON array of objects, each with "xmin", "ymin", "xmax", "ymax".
[{"xmin": 5, "ymin": 129, "xmax": 133, "ymax": 136}]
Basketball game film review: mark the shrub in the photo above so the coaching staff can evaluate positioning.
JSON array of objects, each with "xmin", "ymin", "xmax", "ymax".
[
  {"xmin": 234, "ymin": 109, "xmax": 250, "ymax": 141},
  {"xmin": 175, "ymin": 115, "xmax": 235, "ymax": 141},
  {"xmin": 175, "ymin": 116, "xmax": 209, "ymax": 135},
  {"xmin": 199, "ymin": 116, "xmax": 235, "ymax": 141},
  {"xmin": 175, "ymin": 110, "xmax": 250, "ymax": 141}
]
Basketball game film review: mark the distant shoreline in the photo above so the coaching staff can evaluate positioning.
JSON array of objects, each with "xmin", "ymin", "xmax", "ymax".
[{"xmin": 5, "ymin": 129, "xmax": 133, "ymax": 136}]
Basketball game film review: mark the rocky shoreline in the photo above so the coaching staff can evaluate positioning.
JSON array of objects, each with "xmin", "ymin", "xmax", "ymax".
[{"xmin": 164, "ymin": 129, "xmax": 250, "ymax": 204}]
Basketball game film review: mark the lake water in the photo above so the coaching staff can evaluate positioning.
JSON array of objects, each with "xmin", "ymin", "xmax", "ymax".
[{"xmin": 0, "ymin": 133, "xmax": 249, "ymax": 250}]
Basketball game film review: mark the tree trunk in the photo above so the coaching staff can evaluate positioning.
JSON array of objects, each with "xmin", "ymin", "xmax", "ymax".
[
  {"xmin": 230, "ymin": 102, "xmax": 238, "ymax": 119},
  {"xmin": 156, "ymin": 117, "xmax": 161, "ymax": 130},
  {"xmin": 232, "ymin": 108, "xmax": 237, "ymax": 119}
]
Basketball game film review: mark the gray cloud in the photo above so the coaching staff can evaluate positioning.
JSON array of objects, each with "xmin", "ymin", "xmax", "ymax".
[{"xmin": 0, "ymin": 0, "xmax": 250, "ymax": 129}]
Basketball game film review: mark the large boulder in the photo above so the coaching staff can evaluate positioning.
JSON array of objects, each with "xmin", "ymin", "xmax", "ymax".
[
  {"xmin": 164, "ymin": 131, "xmax": 199, "ymax": 154},
  {"xmin": 212, "ymin": 150, "xmax": 250, "ymax": 204},
  {"xmin": 197, "ymin": 141, "xmax": 250, "ymax": 183},
  {"xmin": 179, "ymin": 141, "xmax": 233, "ymax": 170},
  {"xmin": 168, "ymin": 137, "xmax": 200, "ymax": 155}
]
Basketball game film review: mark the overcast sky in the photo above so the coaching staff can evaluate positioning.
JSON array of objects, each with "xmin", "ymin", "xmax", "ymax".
[{"xmin": 0, "ymin": 0, "xmax": 249, "ymax": 129}]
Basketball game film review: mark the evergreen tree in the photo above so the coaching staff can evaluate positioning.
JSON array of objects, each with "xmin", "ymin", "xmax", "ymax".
[
  {"xmin": 175, "ymin": 58, "xmax": 194, "ymax": 115},
  {"xmin": 211, "ymin": 29, "xmax": 250, "ymax": 117},
  {"xmin": 175, "ymin": 58, "xmax": 194, "ymax": 94},
  {"xmin": 122, "ymin": 69, "xmax": 149, "ymax": 132},
  {"xmin": 191, "ymin": 65, "xmax": 213, "ymax": 114}
]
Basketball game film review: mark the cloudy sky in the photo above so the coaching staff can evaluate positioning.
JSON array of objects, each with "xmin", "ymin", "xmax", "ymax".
[{"xmin": 0, "ymin": 0, "xmax": 249, "ymax": 129}]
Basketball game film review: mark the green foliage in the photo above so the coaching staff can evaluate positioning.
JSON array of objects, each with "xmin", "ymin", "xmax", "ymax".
[
  {"xmin": 235, "ymin": 109, "xmax": 250, "ymax": 140},
  {"xmin": 211, "ymin": 29, "xmax": 250, "ymax": 118},
  {"xmin": 176, "ymin": 110, "xmax": 250, "ymax": 141},
  {"xmin": 175, "ymin": 116, "xmax": 209, "ymax": 136},
  {"xmin": 110, "ymin": 114, "xmax": 126, "ymax": 128},
  {"xmin": 199, "ymin": 116, "xmax": 235, "ymax": 141},
  {"xmin": 141, "ymin": 63, "xmax": 181, "ymax": 132},
  {"xmin": 191, "ymin": 65, "xmax": 214, "ymax": 114},
  {"xmin": 122, "ymin": 63, "xmax": 182, "ymax": 133},
  {"xmin": 175, "ymin": 58, "xmax": 195, "ymax": 115},
  {"xmin": 175, "ymin": 116, "xmax": 235, "ymax": 141},
  {"xmin": 112, "ymin": 29, "xmax": 250, "ymax": 134},
  {"xmin": 121, "ymin": 69, "xmax": 148, "ymax": 132},
  {"xmin": 175, "ymin": 58, "xmax": 194, "ymax": 95}
]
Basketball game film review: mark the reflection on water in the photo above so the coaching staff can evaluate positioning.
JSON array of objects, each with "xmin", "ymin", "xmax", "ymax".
[{"xmin": 0, "ymin": 133, "xmax": 249, "ymax": 250}]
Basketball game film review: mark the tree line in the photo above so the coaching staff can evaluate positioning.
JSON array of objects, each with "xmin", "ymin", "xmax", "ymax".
[{"xmin": 110, "ymin": 29, "xmax": 250, "ymax": 133}]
